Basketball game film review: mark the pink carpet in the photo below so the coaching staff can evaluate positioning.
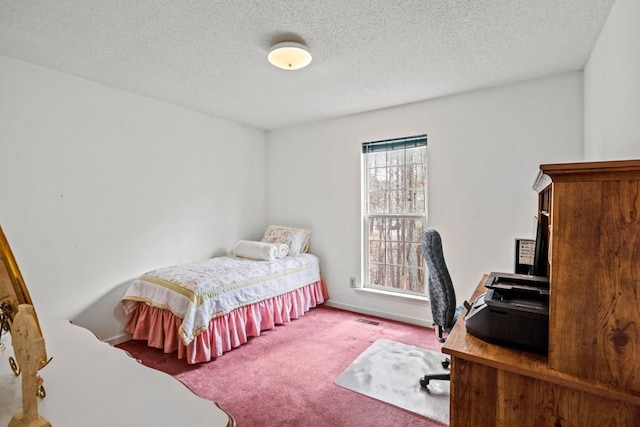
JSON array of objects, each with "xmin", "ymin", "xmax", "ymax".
[{"xmin": 116, "ymin": 305, "xmax": 447, "ymax": 426}]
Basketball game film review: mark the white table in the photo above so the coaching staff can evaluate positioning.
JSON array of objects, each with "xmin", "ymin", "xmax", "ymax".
[{"xmin": 0, "ymin": 319, "xmax": 233, "ymax": 426}]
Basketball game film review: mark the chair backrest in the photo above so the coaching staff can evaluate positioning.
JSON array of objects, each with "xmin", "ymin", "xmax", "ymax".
[{"xmin": 422, "ymin": 228, "xmax": 457, "ymax": 333}]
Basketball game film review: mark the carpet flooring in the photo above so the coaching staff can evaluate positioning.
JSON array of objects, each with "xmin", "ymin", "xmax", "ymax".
[
  {"xmin": 116, "ymin": 305, "xmax": 448, "ymax": 427},
  {"xmin": 335, "ymin": 338, "xmax": 450, "ymax": 425}
]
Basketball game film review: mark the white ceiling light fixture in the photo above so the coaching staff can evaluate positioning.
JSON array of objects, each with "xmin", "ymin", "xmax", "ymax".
[{"xmin": 268, "ymin": 41, "xmax": 312, "ymax": 70}]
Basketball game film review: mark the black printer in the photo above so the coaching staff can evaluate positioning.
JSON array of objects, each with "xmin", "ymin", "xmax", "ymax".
[{"xmin": 464, "ymin": 272, "xmax": 549, "ymax": 355}]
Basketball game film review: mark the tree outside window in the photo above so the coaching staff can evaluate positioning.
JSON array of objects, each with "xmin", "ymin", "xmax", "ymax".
[{"xmin": 363, "ymin": 135, "xmax": 427, "ymax": 296}]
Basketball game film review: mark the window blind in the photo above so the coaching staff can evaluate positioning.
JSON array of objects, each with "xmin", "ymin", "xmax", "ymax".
[{"xmin": 362, "ymin": 134, "xmax": 427, "ymax": 153}]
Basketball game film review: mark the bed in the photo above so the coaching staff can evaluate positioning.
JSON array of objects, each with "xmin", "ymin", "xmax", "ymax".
[{"xmin": 121, "ymin": 226, "xmax": 326, "ymax": 364}]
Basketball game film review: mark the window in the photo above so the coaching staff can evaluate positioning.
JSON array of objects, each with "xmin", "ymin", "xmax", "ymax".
[{"xmin": 362, "ymin": 135, "xmax": 427, "ymax": 296}]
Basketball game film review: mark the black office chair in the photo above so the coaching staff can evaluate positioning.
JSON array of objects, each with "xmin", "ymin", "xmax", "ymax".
[{"xmin": 419, "ymin": 228, "xmax": 463, "ymax": 389}]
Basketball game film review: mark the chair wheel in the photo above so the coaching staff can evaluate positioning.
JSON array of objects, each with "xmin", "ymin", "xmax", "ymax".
[
  {"xmin": 441, "ymin": 359, "xmax": 450, "ymax": 369},
  {"xmin": 419, "ymin": 377, "xmax": 430, "ymax": 388}
]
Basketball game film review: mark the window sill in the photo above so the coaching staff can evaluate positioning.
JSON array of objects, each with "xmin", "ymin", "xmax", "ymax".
[{"xmin": 354, "ymin": 287, "xmax": 429, "ymax": 305}]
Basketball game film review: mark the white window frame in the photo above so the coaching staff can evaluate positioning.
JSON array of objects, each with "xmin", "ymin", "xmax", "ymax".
[{"xmin": 361, "ymin": 135, "xmax": 428, "ymax": 297}]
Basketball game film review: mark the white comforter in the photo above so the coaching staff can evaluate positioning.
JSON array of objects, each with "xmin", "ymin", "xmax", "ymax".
[{"xmin": 122, "ymin": 253, "xmax": 320, "ymax": 345}]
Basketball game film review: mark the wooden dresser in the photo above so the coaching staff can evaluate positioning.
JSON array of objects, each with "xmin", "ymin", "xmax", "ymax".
[{"xmin": 443, "ymin": 160, "xmax": 640, "ymax": 426}]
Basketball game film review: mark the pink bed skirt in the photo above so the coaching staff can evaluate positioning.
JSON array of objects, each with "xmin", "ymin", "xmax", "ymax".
[{"xmin": 124, "ymin": 279, "xmax": 327, "ymax": 364}]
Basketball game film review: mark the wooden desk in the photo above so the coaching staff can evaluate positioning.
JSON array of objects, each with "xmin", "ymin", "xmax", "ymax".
[
  {"xmin": 443, "ymin": 276, "xmax": 640, "ymax": 426},
  {"xmin": 0, "ymin": 319, "xmax": 234, "ymax": 426}
]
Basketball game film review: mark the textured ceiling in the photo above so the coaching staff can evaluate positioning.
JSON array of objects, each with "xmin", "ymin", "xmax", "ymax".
[{"xmin": 0, "ymin": 0, "xmax": 615, "ymax": 130}]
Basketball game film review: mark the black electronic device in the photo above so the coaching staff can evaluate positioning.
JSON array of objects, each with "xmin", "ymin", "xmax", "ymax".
[
  {"xmin": 463, "ymin": 272, "xmax": 549, "ymax": 355},
  {"xmin": 514, "ymin": 238, "xmax": 535, "ymax": 274},
  {"xmin": 532, "ymin": 219, "xmax": 549, "ymax": 277}
]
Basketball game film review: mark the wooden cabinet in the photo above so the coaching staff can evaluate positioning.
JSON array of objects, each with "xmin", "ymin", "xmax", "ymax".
[
  {"xmin": 444, "ymin": 159, "xmax": 640, "ymax": 426},
  {"xmin": 541, "ymin": 160, "xmax": 640, "ymax": 395}
]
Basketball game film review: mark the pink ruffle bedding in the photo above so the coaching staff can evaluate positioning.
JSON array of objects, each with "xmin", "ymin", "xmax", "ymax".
[{"xmin": 124, "ymin": 279, "xmax": 326, "ymax": 364}]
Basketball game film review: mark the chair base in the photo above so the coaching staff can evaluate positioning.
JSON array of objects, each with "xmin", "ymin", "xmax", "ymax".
[
  {"xmin": 419, "ymin": 373, "xmax": 450, "ymax": 388},
  {"xmin": 419, "ymin": 357, "xmax": 451, "ymax": 388},
  {"xmin": 441, "ymin": 358, "xmax": 450, "ymax": 369}
]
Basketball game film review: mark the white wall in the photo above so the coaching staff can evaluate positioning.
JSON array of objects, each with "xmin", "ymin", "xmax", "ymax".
[
  {"xmin": 0, "ymin": 56, "xmax": 267, "ymax": 341},
  {"xmin": 267, "ymin": 73, "xmax": 584, "ymax": 325},
  {"xmin": 0, "ymin": 55, "xmax": 592, "ymax": 339},
  {"xmin": 584, "ymin": 0, "xmax": 640, "ymax": 160}
]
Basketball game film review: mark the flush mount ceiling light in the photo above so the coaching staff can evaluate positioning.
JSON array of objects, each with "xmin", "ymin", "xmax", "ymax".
[{"xmin": 268, "ymin": 41, "xmax": 312, "ymax": 70}]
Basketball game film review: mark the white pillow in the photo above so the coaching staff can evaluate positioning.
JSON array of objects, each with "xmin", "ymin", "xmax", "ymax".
[
  {"xmin": 233, "ymin": 240, "xmax": 279, "ymax": 261},
  {"xmin": 261, "ymin": 225, "xmax": 311, "ymax": 256},
  {"xmin": 274, "ymin": 243, "xmax": 289, "ymax": 259}
]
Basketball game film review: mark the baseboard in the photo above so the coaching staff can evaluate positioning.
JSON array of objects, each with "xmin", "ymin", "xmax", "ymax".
[
  {"xmin": 323, "ymin": 300, "xmax": 434, "ymax": 328},
  {"xmin": 106, "ymin": 332, "xmax": 132, "ymax": 346}
]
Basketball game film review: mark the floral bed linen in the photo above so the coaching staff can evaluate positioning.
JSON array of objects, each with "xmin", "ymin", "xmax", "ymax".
[{"xmin": 122, "ymin": 253, "xmax": 321, "ymax": 346}]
